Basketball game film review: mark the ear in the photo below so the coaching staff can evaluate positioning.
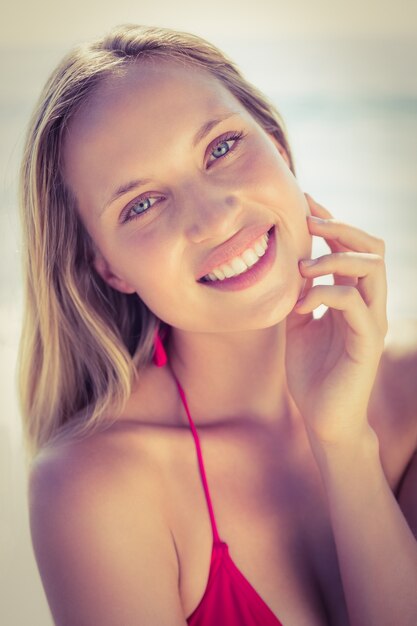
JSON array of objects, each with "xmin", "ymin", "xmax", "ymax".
[{"xmin": 92, "ymin": 251, "xmax": 136, "ymax": 294}]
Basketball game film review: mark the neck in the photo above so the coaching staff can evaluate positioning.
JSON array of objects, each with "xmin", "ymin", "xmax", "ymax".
[{"xmin": 166, "ymin": 322, "xmax": 296, "ymax": 428}]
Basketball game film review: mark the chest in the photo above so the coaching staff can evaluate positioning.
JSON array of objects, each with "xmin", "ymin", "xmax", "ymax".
[
  {"xmin": 163, "ymin": 426, "xmax": 354, "ymax": 626},
  {"xmin": 160, "ymin": 410, "xmax": 414, "ymax": 626},
  {"xmin": 134, "ymin": 358, "xmax": 415, "ymax": 625}
]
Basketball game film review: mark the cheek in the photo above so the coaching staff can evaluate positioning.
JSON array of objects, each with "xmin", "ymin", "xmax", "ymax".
[
  {"xmin": 115, "ymin": 226, "xmax": 182, "ymax": 292},
  {"xmin": 238, "ymin": 143, "xmax": 308, "ymax": 228},
  {"xmin": 236, "ymin": 140, "xmax": 299, "ymax": 202},
  {"xmin": 244, "ymin": 143, "xmax": 311, "ymax": 253}
]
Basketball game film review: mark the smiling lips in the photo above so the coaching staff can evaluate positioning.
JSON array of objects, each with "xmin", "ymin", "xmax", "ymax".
[
  {"xmin": 196, "ymin": 223, "xmax": 274, "ymax": 282},
  {"xmin": 201, "ymin": 231, "xmax": 270, "ymax": 281}
]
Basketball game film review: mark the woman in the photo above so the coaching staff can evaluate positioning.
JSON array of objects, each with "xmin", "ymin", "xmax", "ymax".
[{"xmin": 19, "ymin": 23, "xmax": 417, "ymax": 626}]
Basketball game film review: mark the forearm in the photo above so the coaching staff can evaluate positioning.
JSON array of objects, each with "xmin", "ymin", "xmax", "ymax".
[{"xmin": 309, "ymin": 425, "xmax": 417, "ymax": 626}]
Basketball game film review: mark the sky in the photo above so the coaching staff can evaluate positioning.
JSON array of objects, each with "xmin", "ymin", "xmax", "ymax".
[
  {"xmin": 1, "ymin": 0, "xmax": 416, "ymax": 48},
  {"xmin": 1, "ymin": 0, "xmax": 416, "ymax": 108},
  {"xmin": 1, "ymin": 0, "xmax": 416, "ymax": 110}
]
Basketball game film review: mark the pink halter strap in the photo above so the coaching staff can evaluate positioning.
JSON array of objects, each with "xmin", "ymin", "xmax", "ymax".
[
  {"xmin": 152, "ymin": 325, "xmax": 221, "ymax": 543},
  {"xmin": 153, "ymin": 326, "xmax": 168, "ymax": 367}
]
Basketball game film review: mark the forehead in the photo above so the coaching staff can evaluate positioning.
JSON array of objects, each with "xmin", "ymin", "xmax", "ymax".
[
  {"xmin": 62, "ymin": 58, "xmax": 248, "ymax": 210},
  {"xmin": 65, "ymin": 58, "xmax": 245, "ymax": 149}
]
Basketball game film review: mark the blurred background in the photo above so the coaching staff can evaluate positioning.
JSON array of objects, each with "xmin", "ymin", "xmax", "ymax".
[{"xmin": 1, "ymin": 0, "xmax": 416, "ymax": 623}]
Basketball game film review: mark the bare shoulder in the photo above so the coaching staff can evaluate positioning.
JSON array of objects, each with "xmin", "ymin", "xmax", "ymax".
[
  {"xmin": 378, "ymin": 318, "xmax": 417, "ymax": 429},
  {"xmin": 28, "ymin": 430, "xmax": 186, "ymax": 626},
  {"xmin": 368, "ymin": 319, "xmax": 417, "ymax": 487},
  {"xmin": 363, "ymin": 319, "xmax": 417, "ymax": 535},
  {"xmin": 384, "ymin": 318, "xmax": 417, "ymax": 374}
]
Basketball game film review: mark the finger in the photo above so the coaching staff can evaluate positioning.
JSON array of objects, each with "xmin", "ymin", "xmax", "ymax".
[
  {"xmin": 305, "ymin": 193, "xmax": 334, "ymax": 219},
  {"xmin": 287, "ymin": 277, "xmax": 314, "ymax": 332},
  {"xmin": 294, "ymin": 284, "xmax": 379, "ymax": 347},
  {"xmin": 299, "ymin": 252, "xmax": 387, "ymax": 330},
  {"xmin": 304, "ymin": 194, "xmax": 386, "ymax": 257},
  {"xmin": 306, "ymin": 216, "xmax": 386, "ymax": 257},
  {"xmin": 312, "ymin": 228, "xmax": 352, "ymax": 255},
  {"xmin": 305, "ymin": 197, "xmax": 351, "ymax": 253}
]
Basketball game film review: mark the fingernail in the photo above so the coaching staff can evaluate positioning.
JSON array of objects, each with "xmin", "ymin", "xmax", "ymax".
[
  {"xmin": 308, "ymin": 215, "xmax": 326, "ymax": 224},
  {"xmin": 301, "ymin": 258, "xmax": 317, "ymax": 266}
]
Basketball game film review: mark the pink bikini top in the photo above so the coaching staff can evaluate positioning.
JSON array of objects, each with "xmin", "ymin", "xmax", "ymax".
[{"xmin": 154, "ymin": 327, "xmax": 284, "ymax": 626}]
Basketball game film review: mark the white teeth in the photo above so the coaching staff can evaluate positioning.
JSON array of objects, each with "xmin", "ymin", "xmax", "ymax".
[
  {"xmin": 230, "ymin": 257, "xmax": 248, "ymax": 275},
  {"xmin": 212, "ymin": 268, "xmax": 226, "ymax": 280},
  {"xmin": 254, "ymin": 241, "xmax": 266, "ymax": 256},
  {"xmin": 222, "ymin": 264, "xmax": 236, "ymax": 278},
  {"xmin": 203, "ymin": 229, "xmax": 271, "ymax": 282},
  {"xmin": 241, "ymin": 248, "xmax": 260, "ymax": 267},
  {"xmin": 260, "ymin": 235, "xmax": 269, "ymax": 250}
]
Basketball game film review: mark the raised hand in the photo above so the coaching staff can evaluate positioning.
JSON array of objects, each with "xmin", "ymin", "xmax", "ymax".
[{"xmin": 285, "ymin": 194, "xmax": 388, "ymax": 445}]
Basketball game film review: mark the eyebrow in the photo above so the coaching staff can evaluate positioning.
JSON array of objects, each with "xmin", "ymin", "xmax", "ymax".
[{"xmin": 100, "ymin": 111, "xmax": 240, "ymax": 216}]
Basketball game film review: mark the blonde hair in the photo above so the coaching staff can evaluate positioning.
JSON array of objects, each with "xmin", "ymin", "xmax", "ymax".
[{"xmin": 18, "ymin": 23, "xmax": 296, "ymax": 464}]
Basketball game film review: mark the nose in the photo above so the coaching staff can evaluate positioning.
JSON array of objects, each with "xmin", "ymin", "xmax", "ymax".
[{"xmin": 180, "ymin": 180, "xmax": 243, "ymax": 244}]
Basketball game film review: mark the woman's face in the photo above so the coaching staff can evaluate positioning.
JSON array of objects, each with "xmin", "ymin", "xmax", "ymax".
[{"xmin": 63, "ymin": 58, "xmax": 311, "ymax": 333}]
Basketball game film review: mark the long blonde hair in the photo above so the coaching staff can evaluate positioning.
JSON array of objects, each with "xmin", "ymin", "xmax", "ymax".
[{"xmin": 18, "ymin": 23, "xmax": 296, "ymax": 464}]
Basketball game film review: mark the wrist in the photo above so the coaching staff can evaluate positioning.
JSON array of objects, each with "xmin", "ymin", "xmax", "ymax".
[{"xmin": 306, "ymin": 422, "xmax": 381, "ymax": 483}]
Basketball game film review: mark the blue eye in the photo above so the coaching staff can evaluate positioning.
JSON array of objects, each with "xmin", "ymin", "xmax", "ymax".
[
  {"xmin": 131, "ymin": 197, "xmax": 156, "ymax": 215},
  {"xmin": 208, "ymin": 131, "xmax": 244, "ymax": 164},
  {"xmin": 212, "ymin": 140, "xmax": 231, "ymax": 158},
  {"xmin": 121, "ymin": 130, "xmax": 245, "ymax": 223},
  {"xmin": 122, "ymin": 196, "xmax": 162, "ymax": 223}
]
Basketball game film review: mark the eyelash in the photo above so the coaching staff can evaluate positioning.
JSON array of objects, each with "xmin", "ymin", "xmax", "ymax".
[{"xmin": 121, "ymin": 130, "xmax": 246, "ymax": 224}]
